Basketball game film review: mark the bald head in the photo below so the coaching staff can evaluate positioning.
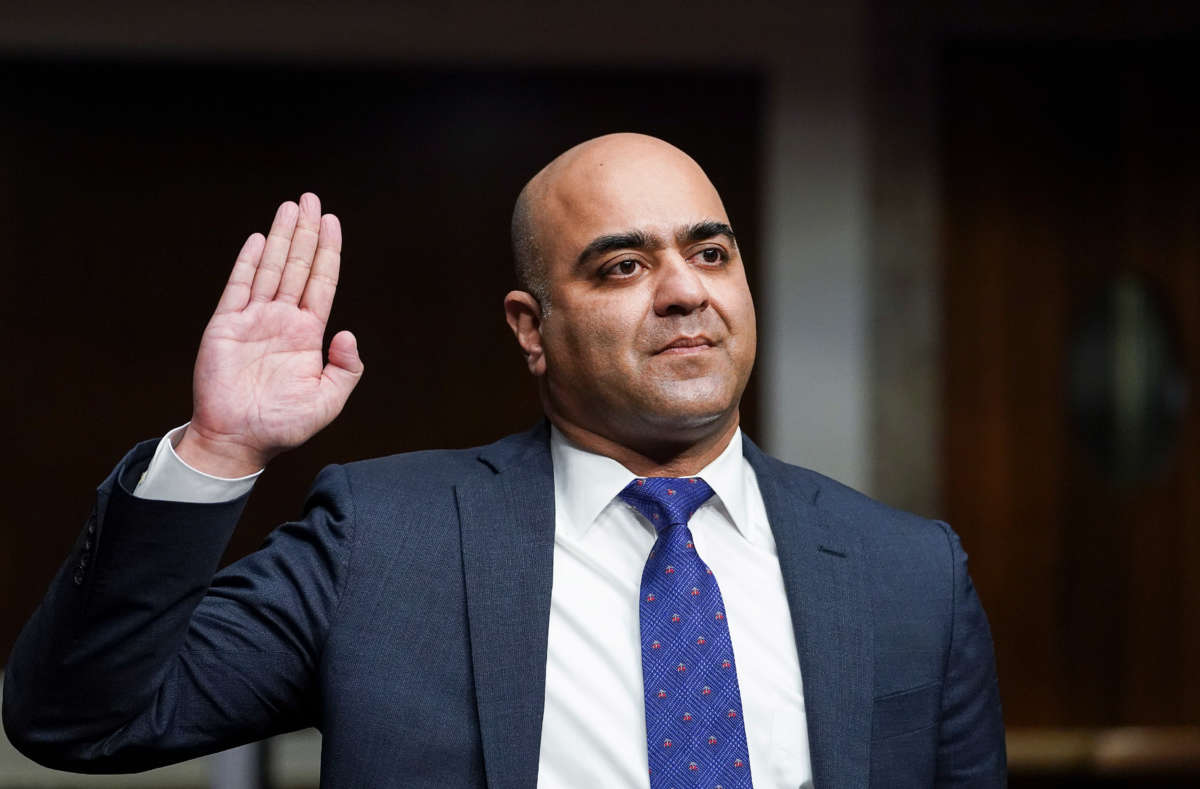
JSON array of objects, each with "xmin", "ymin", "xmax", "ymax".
[
  {"xmin": 502, "ymin": 132, "xmax": 754, "ymax": 468},
  {"xmin": 510, "ymin": 178, "xmax": 547, "ymax": 308},
  {"xmin": 511, "ymin": 134, "xmax": 725, "ymax": 312}
]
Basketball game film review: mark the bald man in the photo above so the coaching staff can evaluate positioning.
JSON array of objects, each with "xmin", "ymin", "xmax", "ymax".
[{"xmin": 4, "ymin": 135, "xmax": 1006, "ymax": 788}]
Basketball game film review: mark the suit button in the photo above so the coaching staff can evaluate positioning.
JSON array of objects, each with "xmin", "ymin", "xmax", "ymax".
[
  {"xmin": 87, "ymin": 522, "xmax": 96, "ymax": 536},
  {"xmin": 84, "ymin": 539, "xmax": 93, "ymax": 551},
  {"xmin": 73, "ymin": 570, "xmax": 85, "ymax": 586},
  {"xmin": 79, "ymin": 553, "xmax": 89, "ymax": 568}
]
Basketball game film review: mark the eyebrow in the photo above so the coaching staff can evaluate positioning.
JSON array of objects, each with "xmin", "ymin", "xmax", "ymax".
[
  {"xmin": 575, "ymin": 221, "xmax": 738, "ymax": 268},
  {"xmin": 576, "ymin": 230, "xmax": 660, "ymax": 267},
  {"xmin": 679, "ymin": 221, "xmax": 737, "ymax": 248}
]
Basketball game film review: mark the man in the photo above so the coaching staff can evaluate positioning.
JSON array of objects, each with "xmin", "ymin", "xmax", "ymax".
[{"xmin": 3, "ymin": 134, "xmax": 1005, "ymax": 787}]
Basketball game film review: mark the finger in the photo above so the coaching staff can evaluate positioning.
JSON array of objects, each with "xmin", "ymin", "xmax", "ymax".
[
  {"xmin": 300, "ymin": 213, "xmax": 342, "ymax": 324},
  {"xmin": 326, "ymin": 330, "xmax": 364, "ymax": 378},
  {"xmin": 249, "ymin": 200, "xmax": 299, "ymax": 302},
  {"xmin": 214, "ymin": 232, "xmax": 266, "ymax": 314},
  {"xmin": 318, "ymin": 330, "xmax": 364, "ymax": 416},
  {"xmin": 275, "ymin": 192, "xmax": 322, "ymax": 305}
]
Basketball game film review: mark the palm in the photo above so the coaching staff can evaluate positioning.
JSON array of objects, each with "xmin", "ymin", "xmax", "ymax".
[
  {"xmin": 183, "ymin": 194, "xmax": 363, "ymax": 474},
  {"xmin": 195, "ymin": 303, "xmax": 331, "ymax": 446}
]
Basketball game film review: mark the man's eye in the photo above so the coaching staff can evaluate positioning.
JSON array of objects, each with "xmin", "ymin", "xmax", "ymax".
[
  {"xmin": 698, "ymin": 248, "xmax": 726, "ymax": 264},
  {"xmin": 605, "ymin": 259, "xmax": 640, "ymax": 277}
]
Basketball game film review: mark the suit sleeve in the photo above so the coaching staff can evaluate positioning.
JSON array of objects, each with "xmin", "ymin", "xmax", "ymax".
[
  {"xmin": 2, "ymin": 440, "xmax": 355, "ymax": 773},
  {"xmin": 935, "ymin": 524, "xmax": 1007, "ymax": 787}
]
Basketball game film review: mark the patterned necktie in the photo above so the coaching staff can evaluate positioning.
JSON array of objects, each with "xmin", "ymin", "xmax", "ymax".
[{"xmin": 619, "ymin": 477, "xmax": 753, "ymax": 789}]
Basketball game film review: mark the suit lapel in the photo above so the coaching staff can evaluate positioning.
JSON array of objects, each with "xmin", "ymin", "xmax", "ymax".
[
  {"xmin": 745, "ymin": 441, "xmax": 874, "ymax": 789},
  {"xmin": 456, "ymin": 427, "xmax": 556, "ymax": 789}
]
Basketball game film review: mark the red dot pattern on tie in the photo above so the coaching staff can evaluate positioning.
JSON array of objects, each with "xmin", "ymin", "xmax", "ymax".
[{"xmin": 619, "ymin": 476, "xmax": 753, "ymax": 789}]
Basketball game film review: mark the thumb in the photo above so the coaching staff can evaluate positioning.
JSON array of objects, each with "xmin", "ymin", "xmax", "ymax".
[{"xmin": 322, "ymin": 329, "xmax": 365, "ymax": 401}]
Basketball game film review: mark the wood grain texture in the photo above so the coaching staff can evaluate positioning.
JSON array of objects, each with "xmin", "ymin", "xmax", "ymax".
[{"xmin": 942, "ymin": 45, "xmax": 1199, "ymax": 728}]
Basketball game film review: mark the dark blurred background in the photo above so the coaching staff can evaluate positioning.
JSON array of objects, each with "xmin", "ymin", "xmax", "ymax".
[{"xmin": 1, "ymin": 1, "xmax": 1198, "ymax": 786}]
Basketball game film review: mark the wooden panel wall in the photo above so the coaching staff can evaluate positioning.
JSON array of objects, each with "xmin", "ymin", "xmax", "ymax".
[
  {"xmin": 942, "ymin": 46, "xmax": 1199, "ymax": 728},
  {"xmin": 0, "ymin": 60, "xmax": 764, "ymax": 662}
]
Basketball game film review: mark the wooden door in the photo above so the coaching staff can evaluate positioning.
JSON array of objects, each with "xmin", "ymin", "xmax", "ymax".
[{"xmin": 943, "ymin": 45, "xmax": 1200, "ymax": 730}]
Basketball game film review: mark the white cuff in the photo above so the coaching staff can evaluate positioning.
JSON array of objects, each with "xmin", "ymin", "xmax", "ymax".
[{"xmin": 133, "ymin": 423, "xmax": 262, "ymax": 503}]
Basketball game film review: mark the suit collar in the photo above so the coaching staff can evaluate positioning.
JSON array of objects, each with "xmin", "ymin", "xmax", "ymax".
[
  {"xmin": 475, "ymin": 419, "xmax": 553, "ymax": 474},
  {"xmin": 457, "ymin": 422, "xmax": 556, "ymax": 789},
  {"xmin": 462, "ymin": 425, "xmax": 875, "ymax": 789},
  {"xmin": 743, "ymin": 436, "xmax": 875, "ymax": 789}
]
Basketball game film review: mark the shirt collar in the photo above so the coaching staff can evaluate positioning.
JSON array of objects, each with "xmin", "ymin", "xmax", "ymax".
[{"xmin": 549, "ymin": 425, "xmax": 751, "ymax": 540}]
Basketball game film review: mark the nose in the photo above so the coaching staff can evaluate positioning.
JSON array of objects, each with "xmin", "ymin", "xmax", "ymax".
[{"xmin": 653, "ymin": 255, "xmax": 710, "ymax": 316}]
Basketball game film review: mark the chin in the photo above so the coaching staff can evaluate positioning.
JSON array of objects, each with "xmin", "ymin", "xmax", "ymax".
[
  {"xmin": 645, "ymin": 408, "xmax": 726, "ymax": 430},
  {"xmin": 635, "ymin": 387, "xmax": 739, "ymax": 436}
]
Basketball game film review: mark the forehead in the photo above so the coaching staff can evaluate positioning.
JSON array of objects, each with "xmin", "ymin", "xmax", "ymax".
[{"xmin": 537, "ymin": 145, "xmax": 729, "ymax": 259}]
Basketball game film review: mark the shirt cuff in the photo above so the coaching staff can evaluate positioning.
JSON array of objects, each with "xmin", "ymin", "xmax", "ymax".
[{"xmin": 133, "ymin": 423, "xmax": 262, "ymax": 503}]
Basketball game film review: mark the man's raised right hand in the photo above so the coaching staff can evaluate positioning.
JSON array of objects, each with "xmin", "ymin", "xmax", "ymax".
[{"xmin": 174, "ymin": 193, "xmax": 364, "ymax": 478}]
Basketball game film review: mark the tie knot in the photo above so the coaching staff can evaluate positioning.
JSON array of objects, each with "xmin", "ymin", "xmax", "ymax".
[{"xmin": 618, "ymin": 477, "xmax": 714, "ymax": 532}]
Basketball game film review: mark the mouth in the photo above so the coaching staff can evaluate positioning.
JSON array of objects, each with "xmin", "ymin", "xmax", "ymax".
[{"xmin": 656, "ymin": 335, "xmax": 716, "ymax": 355}]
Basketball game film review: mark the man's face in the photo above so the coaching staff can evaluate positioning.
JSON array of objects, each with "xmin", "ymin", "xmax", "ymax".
[{"xmin": 528, "ymin": 137, "xmax": 757, "ymax": 449}]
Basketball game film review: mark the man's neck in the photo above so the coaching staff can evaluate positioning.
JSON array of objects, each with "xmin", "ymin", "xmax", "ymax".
[{"xmin": 547, "ymin": 413, "xmax": 741, "ymax": 478}]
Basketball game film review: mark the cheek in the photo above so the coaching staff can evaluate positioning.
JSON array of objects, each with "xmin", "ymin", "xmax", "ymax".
[
  {"xmin": 738, "ymin": 303, "xmax": 758, "ymax": 360},
  {"xmin": 719, "ymin": 281, "xmax": 757, "ymax": 342},
  {"xmin": 552, "ymin": 302, "xmax": 642, "ymax": 362}
]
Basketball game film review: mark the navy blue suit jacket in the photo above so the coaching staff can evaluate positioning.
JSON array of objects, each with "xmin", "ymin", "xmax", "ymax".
[{"xmin": 4, "ymin": 423, "xmax": 1005, "ymax": 787}]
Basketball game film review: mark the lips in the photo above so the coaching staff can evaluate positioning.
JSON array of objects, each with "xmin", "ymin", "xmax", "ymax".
[{"xmin": 657, "ymin": 335, "xmax": 715, "ymax": 354}]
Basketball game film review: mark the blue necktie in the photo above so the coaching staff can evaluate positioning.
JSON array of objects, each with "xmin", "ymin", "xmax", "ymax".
[{"xmin": 619, "ymin": 477, "xmax": 753, "ymax": 789}]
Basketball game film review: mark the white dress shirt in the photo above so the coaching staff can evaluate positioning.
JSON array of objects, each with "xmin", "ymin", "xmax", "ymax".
[
  {"xmin": 134, "ymin": 424, "xmax": 812, "ymax": 788},
  {"xmin": 135, "ymin": 424, "xmax": 260, "ymax": 503}
]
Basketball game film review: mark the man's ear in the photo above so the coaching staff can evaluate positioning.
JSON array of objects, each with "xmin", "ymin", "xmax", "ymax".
[{"xmin": 504, "ymin": 290, "xmax": 547, "ymax": 376}]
